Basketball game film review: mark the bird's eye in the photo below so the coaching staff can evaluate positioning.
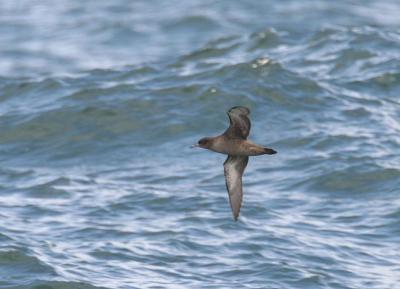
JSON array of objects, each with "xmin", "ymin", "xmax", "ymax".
[{"xmin": 198, "ymin": 138, "xmax": 207, "ymax": 145}]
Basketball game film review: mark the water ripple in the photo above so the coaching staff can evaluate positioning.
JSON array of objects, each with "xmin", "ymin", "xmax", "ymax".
[{"xmin": 1, "ymin": 2, "xmax": 400, "ymax": 289}]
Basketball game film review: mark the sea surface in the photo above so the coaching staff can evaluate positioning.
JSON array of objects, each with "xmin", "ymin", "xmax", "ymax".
[{"xmin": 1, "ymin": 1, "xmax": 400, "ymax": 288}]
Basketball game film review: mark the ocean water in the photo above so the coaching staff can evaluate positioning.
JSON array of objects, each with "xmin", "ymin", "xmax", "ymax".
[{"xmin": 1, "ymin": 1, "xmax": 400, "ymax": 288}]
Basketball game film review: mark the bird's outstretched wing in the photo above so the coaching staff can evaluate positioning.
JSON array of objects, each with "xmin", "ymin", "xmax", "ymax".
[
  {"xmin": 224, "ymin": 155, "xmax": 249, "ymax": 221},
  {"xmin": 223, "ymin": 106, "xmax": 251, "ymax": 140}
]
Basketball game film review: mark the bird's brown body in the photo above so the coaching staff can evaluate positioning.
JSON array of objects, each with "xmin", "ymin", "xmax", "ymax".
[
  {"xmin": 193, "ymin": 106, "xmax": 277, "ymax": 221},
  {"xmin": 206, "ymin": 136, "xmax": 271, "ymax": 156}
]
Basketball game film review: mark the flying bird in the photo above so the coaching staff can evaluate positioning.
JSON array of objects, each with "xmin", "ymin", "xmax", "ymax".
[{"xmin": 192, "ymin": 106, "xmax": 277, "ymax": 221}]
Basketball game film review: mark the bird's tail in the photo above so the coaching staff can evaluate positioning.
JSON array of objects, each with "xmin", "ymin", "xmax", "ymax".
[{"xmin": 264, "ymin": 147, "xmax": 277, "ymax": 155}]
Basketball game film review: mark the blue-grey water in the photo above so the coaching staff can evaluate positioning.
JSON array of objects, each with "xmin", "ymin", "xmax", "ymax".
[{"xmin": 1, "ymin": 1, "xmax": 400, "ymax": 288}]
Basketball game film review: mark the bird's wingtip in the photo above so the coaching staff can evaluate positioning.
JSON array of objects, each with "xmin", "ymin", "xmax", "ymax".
[{"xmin": 228, "ymin": 106, "xmax": 250, "ymax": 115}]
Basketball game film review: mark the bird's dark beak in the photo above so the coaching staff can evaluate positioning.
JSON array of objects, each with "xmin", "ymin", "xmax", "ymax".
[{"xmin": 190, "ymin": 144, "xmax": 199, "ymax": 148}]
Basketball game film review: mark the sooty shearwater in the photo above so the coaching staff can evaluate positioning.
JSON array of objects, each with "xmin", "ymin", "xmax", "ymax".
[{"xmin": 192, "ymin": 106, "xmax": 277, "ymax": 221}]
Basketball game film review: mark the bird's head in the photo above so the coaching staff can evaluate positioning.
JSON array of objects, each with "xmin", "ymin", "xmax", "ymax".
[{"xmin": 191, "ymin": 137, "xmax": 212, "ymax": 149}]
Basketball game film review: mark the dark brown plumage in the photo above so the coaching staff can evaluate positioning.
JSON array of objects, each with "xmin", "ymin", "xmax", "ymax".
[{"xmin": 193, "ymin": 106, "xmax": 277, "ymax": 221}]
